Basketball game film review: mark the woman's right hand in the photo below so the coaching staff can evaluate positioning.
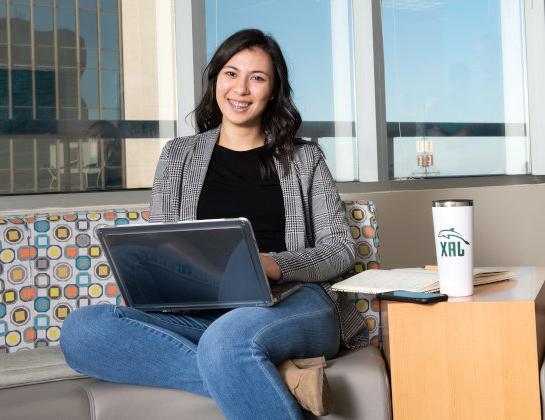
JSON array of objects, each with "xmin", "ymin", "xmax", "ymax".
[{"xmin": 259, "ymin": 253, "xmax": 282, "ymax": 281}]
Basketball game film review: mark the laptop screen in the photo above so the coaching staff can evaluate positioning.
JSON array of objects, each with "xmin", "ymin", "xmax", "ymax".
[{"xmin": 99, "ymin": 221, "xmax": 272, "ymax": 310}]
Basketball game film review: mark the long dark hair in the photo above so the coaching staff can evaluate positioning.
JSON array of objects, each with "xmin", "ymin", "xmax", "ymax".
[{"xmin": 193, "ymin": 29, "xmax": 302, "ymax": 177}]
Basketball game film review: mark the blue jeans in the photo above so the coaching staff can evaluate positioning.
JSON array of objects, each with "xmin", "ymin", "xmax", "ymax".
[{"xmin": 60, "ymin": 283, "xmax": 340, "ymax": 420}]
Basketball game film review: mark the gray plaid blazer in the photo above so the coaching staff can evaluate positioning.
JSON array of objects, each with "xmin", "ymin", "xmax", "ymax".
[{"xmin": 149, "ymin": 127, "xmax": 368, "ymax": 349}]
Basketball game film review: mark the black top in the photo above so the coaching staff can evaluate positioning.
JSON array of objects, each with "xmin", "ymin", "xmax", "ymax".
[{"xmin": 197, "ymin": 144, "xmax": 286, "ymax": 253}]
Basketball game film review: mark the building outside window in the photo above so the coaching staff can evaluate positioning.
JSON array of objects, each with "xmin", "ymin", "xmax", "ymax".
[{"xmin": 0, "ymin": 0, "xmax": 176, "ymax": 195}]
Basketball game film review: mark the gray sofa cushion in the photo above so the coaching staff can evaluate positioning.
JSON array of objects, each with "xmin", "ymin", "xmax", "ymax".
[
  {"xmin": 0, "ymin": 346, "xmax": 390, "ymax": 420},
  {"xmin": 0, "ymin": 379, "xmax": 96, "ymax": 420},
  {"xmin": 0, "ymin": 346, "xmax": 85, "ymax": 389}
]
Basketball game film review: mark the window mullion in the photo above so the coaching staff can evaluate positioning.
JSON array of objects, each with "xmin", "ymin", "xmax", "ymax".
[
  {"xmin": 352, "ymin": 0, "xmax": 388, "ymax": 182},
  {"xmin": 524, "ymin": 0, "xmax": 545, "ymax": 175},
  {"xmin": 174, "ymin": 0, "xmax": 205, "ymax": 138}
]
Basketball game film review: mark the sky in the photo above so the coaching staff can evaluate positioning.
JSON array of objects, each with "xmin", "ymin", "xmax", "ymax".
[
  {"xmin": 205, "ymin": 0, "xmax": 529, "ymax": 177},
  {"xmin": 206, "ymin": 0, "xmax": 341, "ymax": 122},
  {"xmin": 206, "ymin": 0, "xmax": 526, "ymax": 124}
]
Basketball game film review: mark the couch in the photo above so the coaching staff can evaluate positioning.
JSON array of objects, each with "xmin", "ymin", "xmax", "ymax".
[{"xmin": 0, "ymin": 201, "xmax": 391, "ymax": 419}]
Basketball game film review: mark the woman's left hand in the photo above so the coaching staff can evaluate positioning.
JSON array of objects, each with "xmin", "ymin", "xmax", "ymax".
[{"xmin": 259, "ymin": 253, "xmax": 282, "ymax": 281}]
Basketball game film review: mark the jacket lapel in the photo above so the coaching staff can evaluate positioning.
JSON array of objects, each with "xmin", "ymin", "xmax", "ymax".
[
  {"xmin": 178, "ymin": 127, "xmax": 219, "ymax": 221},
  {"xmin": 274, "ymin": 157, "xmax": 306, "ymax": 251}
]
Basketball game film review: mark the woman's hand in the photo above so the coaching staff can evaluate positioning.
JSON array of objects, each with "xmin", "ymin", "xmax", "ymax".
[{"xmin": 259, "ymin": 253, "xmax": 282, "ymax": 281}]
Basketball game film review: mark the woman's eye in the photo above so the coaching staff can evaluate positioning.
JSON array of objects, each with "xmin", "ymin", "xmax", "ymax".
[
  {"xmin": 251, "ymin": 75, "xmax": 265, "ymax": 81},
  {"xmin": 225, "ymin": 71, "xmax": 236, "ymax": 77}
]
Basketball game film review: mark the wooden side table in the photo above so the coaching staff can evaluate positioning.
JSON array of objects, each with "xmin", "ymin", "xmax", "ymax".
[{"xmin": 381, "ymin": 267, "xmax": 545, "ymax": 420}]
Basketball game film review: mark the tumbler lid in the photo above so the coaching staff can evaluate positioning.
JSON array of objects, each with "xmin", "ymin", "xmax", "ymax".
[{"xmin": 432, "ymin": 199, "xmax": 473, "ymax": 207}]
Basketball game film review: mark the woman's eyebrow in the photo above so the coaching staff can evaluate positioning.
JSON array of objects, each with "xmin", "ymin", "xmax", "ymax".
[{"xmin": 223, "ymin": 65, "xmax": 271, "ymax": 77}]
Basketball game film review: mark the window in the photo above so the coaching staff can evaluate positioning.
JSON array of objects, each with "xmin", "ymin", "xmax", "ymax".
[
  {"xmin": 2, "ymin": 0, "xmax": 545, "ymax": 198},
  {"xmin": 0, "ymin": 0, "xmax": 176, "ymax": 194},
  {"xmin": 381, "ymin": 0, "xmax": 528, "ymax": 179},
  {"xmin": 206, "ymin": 0, "xmax": 357, "ymax": 181}
]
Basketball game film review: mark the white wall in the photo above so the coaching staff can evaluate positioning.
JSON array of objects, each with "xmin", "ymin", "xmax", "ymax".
[{"xmin": 342, "ymin": 183, "xmax": 545, "ymax": 268}]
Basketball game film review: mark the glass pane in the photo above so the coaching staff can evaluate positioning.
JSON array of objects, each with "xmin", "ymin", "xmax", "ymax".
[
  {"xmin": 12, "ymin": 106, "xmax": 32, "ymax": 119},
  {"xmin": 102, "ymin": 107, "xmax": 119, "ymax": 120},
  {"xmin": 56, "ymin": 0, "xmax": 75, "ymax": 7},
  {"xmin": 34, "ymin": 0, "xmax": 52, "ymax": 6},
  {"xmin": 0, "ymin": 45, "xmax": 6, "ymax": 64},
  {"xmin": 34, "ymin": 28, "xmax": 54, "ymax": 47},
  {"xmin": 101, "ymin": 49, "xmax": 119, "ymax": 69},
  {"xmin": 59, "ymin": 106, "xmax": 77, "ymax": 119},
  {"xmin": 56, "ymin": 7, "xmax": 76, "ymax": 46},
  {"xmin": 58, "ymin": 46, "xmax": 76, "ymax": 66},
  {"xmin": 0, "ymin": 139, "xmax": 9, "ymax": 168},
  {"xmin": 38, "ymin": 168, "xmax": 56, "ymax": 191},
  {"xmin": 79, "ymin": 9, "xmax": 97, "ymax": 49},
  {"xmin": 13, "ymin": 137, "xmax": 33, "ymax": 168},
  {"xmin": 12, "ymin": 68, "xmax": 32, "ymax": 106},
  {"xmin": 0, "ymin": 68, "xmax": 7, "ymax": 106},
  {"xmin": 103, "ymin": 167, "xmax": 122, "ymax": 187},
  {"xmin": 84, "ymin": 107, "xmax": 99, "ymax": 119},
  {"xmin": 0, "ymin": 173, "xmax": 9, "ymax": 192},
  {"xmin": 58, "ymin": 67, "xmax": 77, "ymax": 107},
  {"xmin": 34, "ymin": 6, "xmax": 53, "ymax": 33},
  {"xmin": 35, "ymin": 69, "xmax": 55, "ymax": 107},
  {"xmin": 0, "ymin": 1, "xmax": 6, "ymax": 44},
  {"xmin": 80, "ymin": 68, "xmax": 98, "ymax": 108},
  {"xmin": 101, "ymin": 69, "xmax": 119, "ymax": 108},
  {"xmin": 35, "ymin": 45, "xmax": 54, "ymax": 66},
  {"xmin": 81, "ymin": 48, "xmax": 98, "ymax": 68},
  {"xmin": 79, "ymin": 0, "xmax": 96, "ymax": 10},
  {"xmin": 99, "ymin": 10, "xmax": 118, "ymax": 50},
  {"xmin": 100, "ymin": 0, "xmax": 117, "ymax": 11},
  {"xmin": 205, "ymin": 0, "xmax": 357, "ymax": 181},
  {"xmin": 13, "ymin": 169, "xmax": 33, "ymax": 191},
  {"xmin": 11, "ymin": 44, "xmax": 30, "ymax": 65},
  {"xmin": 0, "ymin": 107, "xmax": 8, "ymax": 119},
  {"xmin": 382, "ymin": 0, "xmax": 528, "ymax": 178},
  {"xmin": 36, "ymin": 106, "xmax": 55, "ymax": 119},
  {"xmin": 10, "ymin": 2, "xmax": 31, "ymax": 44}
]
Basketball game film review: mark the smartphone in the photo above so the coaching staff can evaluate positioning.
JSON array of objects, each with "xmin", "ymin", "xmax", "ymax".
[{"xmin": 376, "ymin": 290, "xmax": 448, "ymax": 304}]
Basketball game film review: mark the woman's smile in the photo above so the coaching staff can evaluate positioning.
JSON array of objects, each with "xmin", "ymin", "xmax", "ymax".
[{"xmin": 227, "ymin": 99, "xmax": 252, "ymax": 111}]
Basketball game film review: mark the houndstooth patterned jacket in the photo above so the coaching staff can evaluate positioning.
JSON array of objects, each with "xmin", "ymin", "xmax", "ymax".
[{"xmin": 149, "ymin": 127, "xmax": 368, "ymax": 349}]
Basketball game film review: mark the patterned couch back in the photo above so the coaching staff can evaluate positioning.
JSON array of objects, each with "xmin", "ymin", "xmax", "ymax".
[{"xmin": 0, "ymin": 201, "xmax": 380, "ymax": 353}]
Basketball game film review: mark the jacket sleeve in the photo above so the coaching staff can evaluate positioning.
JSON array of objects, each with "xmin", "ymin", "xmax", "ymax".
[
  {"xmin": 149, "ymin": 140, "xmax": 173, "ymax": 223},
  {"xmin": 271, "ymin": 152, "xmax": 357, "ymax": 283}
]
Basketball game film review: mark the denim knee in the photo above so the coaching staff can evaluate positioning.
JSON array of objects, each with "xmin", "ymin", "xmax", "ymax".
[
  {"xmin": 60, "ymin": 304, "xmax": 115, "ymax": 363},
  {"xmin": 197, "ymin": 317, "xmax": 256, "ymax": 377}
]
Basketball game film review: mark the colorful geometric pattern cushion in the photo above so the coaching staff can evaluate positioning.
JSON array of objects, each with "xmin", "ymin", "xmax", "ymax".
[
  {"xmin": 0, "ymin": 217, "xmax": 31, "ymax": 352},
  {"xmin": 344, "ymin": 200, "xmax": 382, "ymax": 348},
  {"xmin": 0, "ymin": 209, "xmax": 149, "ymax": 353},
  {"xmin": 0, "ymin": 201, "xmax": 381, "ymax": 352}
]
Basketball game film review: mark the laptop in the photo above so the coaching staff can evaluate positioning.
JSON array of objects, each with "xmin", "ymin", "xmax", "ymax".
[{"xmin": 96, "ymin": 218, "xmax": 302, "ymax": 312}]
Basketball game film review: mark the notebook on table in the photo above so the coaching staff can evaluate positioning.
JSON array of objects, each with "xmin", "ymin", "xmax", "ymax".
[
  {"xmin": 97, "ymin": 218, "xmax": 301, "ymax": 312},
  {"xmin": 330, "ymin": 268, "xmax": 516, "ymax": 294}
]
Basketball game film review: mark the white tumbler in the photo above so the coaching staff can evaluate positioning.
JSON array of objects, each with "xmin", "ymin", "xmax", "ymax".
[{"xmin": 432, "ymin": 199, "xmax": 474, "ymax": 297}]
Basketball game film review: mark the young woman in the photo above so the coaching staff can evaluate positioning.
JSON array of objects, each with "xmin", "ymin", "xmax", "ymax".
[{"xmin": 60, "ymin": 29, "xmax": 367, "ymax": 419}]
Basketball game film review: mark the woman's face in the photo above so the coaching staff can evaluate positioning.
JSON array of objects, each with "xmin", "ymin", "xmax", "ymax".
[{"xmin": 216, "ymin": 47, "xmax": 274, "ymax": 130}]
